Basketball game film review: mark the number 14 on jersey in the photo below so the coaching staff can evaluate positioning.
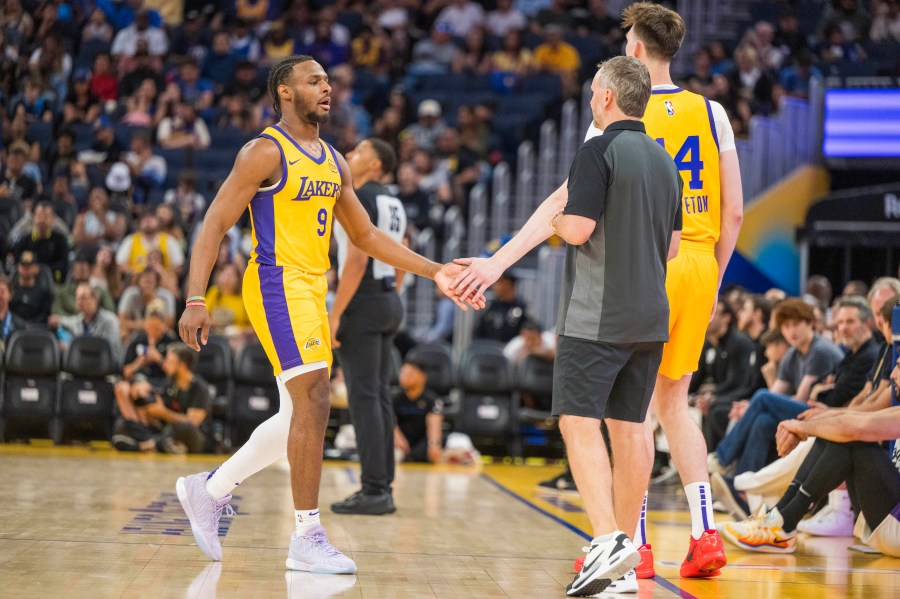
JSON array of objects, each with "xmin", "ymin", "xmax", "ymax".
[{"xmin": 656, "ymin": 135, "xmax": 703, "ymax": 191}]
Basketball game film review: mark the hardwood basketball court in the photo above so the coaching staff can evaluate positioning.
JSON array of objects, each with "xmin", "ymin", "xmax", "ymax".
[{"xmin": 1, "ymin": 445, "xmax": 897, "ymax": 598}]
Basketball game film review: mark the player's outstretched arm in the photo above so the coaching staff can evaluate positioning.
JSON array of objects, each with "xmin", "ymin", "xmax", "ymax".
[
  {"xmin": 450, "ymin": 180, "xmax": 569, "ymax": 303},
  {"xmin": 179, "ymin": 138, "xmax": 281, "ymax": 350},
  {"xmin": 331, "ymin": 152, "xmax": 484, "ymax": 311}
]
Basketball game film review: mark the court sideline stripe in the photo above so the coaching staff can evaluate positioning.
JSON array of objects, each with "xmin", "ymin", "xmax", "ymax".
[{"xmin": 480, "ymin": 473, "xmax": 698, "ymax": 599}]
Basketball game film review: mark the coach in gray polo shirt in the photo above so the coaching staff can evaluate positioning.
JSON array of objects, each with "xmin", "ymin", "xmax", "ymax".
[{"xmin": 553, "ymin": 56, "xmax": 683, "ymax": 596}]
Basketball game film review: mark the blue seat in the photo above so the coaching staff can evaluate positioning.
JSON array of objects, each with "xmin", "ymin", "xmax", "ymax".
[
  {"xmin": 25, "ymin": 121, "xmax": 54, "ymax": 152},
  {"xmin": 521, "ymin": 73, "xmax": 562, "ymax": 97},
  {"xmin": 76, "ymin": 39, "xmax": 111, "ymax": 66}
]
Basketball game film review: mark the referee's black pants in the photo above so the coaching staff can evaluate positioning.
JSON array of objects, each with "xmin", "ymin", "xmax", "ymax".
[{"xmin": 336, "ymin": 290, "xmax": 403, "ymax": 495}]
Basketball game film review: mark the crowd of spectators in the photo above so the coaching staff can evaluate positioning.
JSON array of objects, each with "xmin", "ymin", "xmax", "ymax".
[
  {"xmin": 0, "ymin": 1, "xmax": 899, "ymax": 452},
  {"xmin": 684, "ymin": 0, "xmax": 900, "ymax": 138}
]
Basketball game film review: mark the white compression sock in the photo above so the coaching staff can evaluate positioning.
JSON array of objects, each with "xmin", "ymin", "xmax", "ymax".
[
  {"xmin": 684, "ymin": 482, "xmax": 716, "ymax": 540},
  {"xmin": 205, "ymin": 378, "xmax": 294, "ymax": 500},
  {"xmin": 634, "ymin": 492, "xmax": 648, "ymax": 546},
  {"xmin": 296, "ymin": 508, "xmax": 321, "ymax": 535}
]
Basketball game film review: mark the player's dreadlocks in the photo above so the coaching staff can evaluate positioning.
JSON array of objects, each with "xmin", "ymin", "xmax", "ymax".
[{"xmin": 267, "ymin": 55, "xmax": 315, "ymax": 118}]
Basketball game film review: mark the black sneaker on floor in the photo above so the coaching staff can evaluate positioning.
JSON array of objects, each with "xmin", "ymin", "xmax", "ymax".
[
  {"xmin": 537, "ymin": 470, "xmax": 578, "ymax": 494},
  {"xmin": 711, "ymin": 472, "xmax": 750, "ymax": 521},
  {"xmin": 330, "ymin": 490, "xmax": 396, "ymax": 515},
  {"xmin": 112, "ymin": 434, "xmax": 139, "ymax": 452}
]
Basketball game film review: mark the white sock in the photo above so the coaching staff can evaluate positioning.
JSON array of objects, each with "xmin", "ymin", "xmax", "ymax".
[
  {"xmin": 633, "ymin": 492, "xmax": 648, "ymax": 546},
  {"xmin": 204, "ymin": 378, "xmax": 294, "ymax": 500},
  {"xmin": 205, "ymin": 467, "xmax": 240, "ymax": 500},
  {"xmin": 685, "ymin": 482, "xmax": 716, "ymax": 540},
  {"xmin": 295, "ymin": 508, "xmax": 321, "ymax": 534}
]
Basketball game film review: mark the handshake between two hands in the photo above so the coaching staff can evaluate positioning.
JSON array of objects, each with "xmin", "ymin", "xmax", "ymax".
[{"xmin": 433, "ymin": 256, "xmax": 502, "ymax": 312}]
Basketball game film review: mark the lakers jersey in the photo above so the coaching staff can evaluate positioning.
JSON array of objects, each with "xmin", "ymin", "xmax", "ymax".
[
  {"xmin": 249, "ymin": 125, "xmax": 343, "ymax": 274},
  {"xmin": 641, "ymin": 89, "xmax": 721, "ymax": 246}
]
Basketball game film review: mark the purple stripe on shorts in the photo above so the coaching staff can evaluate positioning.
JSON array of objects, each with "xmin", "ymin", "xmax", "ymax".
[{"xmin": 258, "ymin": 265, "xmax": 303, "ymax": 369}]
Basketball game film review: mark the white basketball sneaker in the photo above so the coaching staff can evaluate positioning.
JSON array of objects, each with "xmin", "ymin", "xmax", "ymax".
[
  {"xmin": 566, "ymin": 532, "xmax": 640, "ymax": 597},
  {"xmin": 285, "ymin": 525, "xmax": 357, "ymax": 574}
]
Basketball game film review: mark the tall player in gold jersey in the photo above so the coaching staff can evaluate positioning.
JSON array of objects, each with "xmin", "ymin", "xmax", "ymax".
[
  {"xmin": 174, "ymin": 56, "xmax": 482, "ymax": 574},
  {"xmin": 450, "ymin": 2, "xmax": 743, "ymax": 583}
]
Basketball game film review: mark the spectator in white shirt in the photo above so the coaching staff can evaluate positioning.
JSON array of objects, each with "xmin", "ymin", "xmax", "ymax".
[
  {"xmin": 157, "ymin": 102, "xmax": 210, "ymax": 150},
  {"xmin": 124, "ymin": 131, "xmax": 167, "ymax": 204},
  {"xmin": 486, "ymin": 0, "xmax": 528, "ymax": 37},
  {"xmin": 111, "ymin": 9, "xmax": 169, "ymax": 58},
  {"xmin": 503, "ymin": 319, "xmax": 557, "ymax": 364},
  {"xmin": 436, "ymin": 0, "xmax": 485, "ymax": 37}
]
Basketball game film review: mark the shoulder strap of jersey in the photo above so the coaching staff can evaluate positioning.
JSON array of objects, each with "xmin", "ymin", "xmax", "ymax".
[
  {"xmin": 324, "ymin": 142, "xmax": 343, "ymax": 179},
  {"xmin": 254, "ymin": 127, "xmax": 287, "ymax": 196}
]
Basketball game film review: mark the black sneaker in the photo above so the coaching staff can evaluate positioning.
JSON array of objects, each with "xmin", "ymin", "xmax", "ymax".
[
  {"xmin": 112, "ymin": 434, "xmax": 139, "ymax": 452},
  {"xmin": 330, "ymin": 490, "xmax": 396, "ymax": 515},
  {"xmin": 711, "ymin": 472, "xmax": 750, "ymax": 521},
  {"xmin": 566, "ymin": 531, "xmax": 641, "ymax": 597},
  {"xmin": 538, "ymin": 470, "xmax": 578, "ymax": 494}
]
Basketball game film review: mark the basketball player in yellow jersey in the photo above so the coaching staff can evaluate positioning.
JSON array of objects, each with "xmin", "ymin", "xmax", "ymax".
[
  {"xmin": 174, "ymin": 56, "xmax": 483, "ymax": 574},
  {"xmin": 449, "ymin": 1, "xmax": 743, "ymax": 583}
]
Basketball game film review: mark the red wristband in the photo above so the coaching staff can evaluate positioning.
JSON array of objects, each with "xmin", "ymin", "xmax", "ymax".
[{"xmin": 186, "ymin": 301, "xmax": 206, "ymax": 308}]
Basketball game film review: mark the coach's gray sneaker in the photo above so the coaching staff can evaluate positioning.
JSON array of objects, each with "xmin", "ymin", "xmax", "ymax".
[
  {"xmin": 176, "ymin": 472, "xmax": 234, "ymax": 561},
  {"xmin": 285, "ymin": 525, "xmax": 357, "ymax": 574}
]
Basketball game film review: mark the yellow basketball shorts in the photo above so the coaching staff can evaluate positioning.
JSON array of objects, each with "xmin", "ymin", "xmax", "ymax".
[
  {"xmin": 658, "ymin": 245, "xmax": 719, "ymax": 380},
  {"xmin": 243, "ymin": 263, "xmax": 332, "ymax": 376}
]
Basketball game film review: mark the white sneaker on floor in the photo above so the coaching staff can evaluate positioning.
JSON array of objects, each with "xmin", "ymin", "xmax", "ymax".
[
  {"xmin": 566, "ymin": 532, "xmax": 640, "ymax": 597},
  {"xmin": 602, "ymin": 569, "xmax": 638, "ymax": 594},
  {"xmin": 286, "ymin": 525, "xmax": 357, "ymax": 574},
  {"xmin": 176, "ymin": 472, "xmax": 234, "ymax": 561},
  {"xmin": 797, "ymin": 503, "xmax": 855, "ymax": 537}
]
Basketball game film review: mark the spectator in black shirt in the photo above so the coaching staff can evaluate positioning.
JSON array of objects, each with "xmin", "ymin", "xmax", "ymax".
[
  {"xmin": 0, "ymin": 274, "xmax": 27, "ymax": 352},
  {"xmin": 46, "ymin": 129, "xmax": 78, "ymax": 180},
  {"xmin": 77, "ymin": 116, "xmax": 124, "ymax": 167},
  {"xmin": 692, "ymin": 299, "xmax": 756, "ymax": 406},
  {"xmin": 113, "ymin": 342, "xmax": 212, "ymax": 454},
  {"xmin": 12, "ymin": 200, "xmax": 70, "ymax": 283},
  {"xmin": 0, "ymin": 141, "xmax": 38, "ymax": 205},
  {"xmin": 395, "ymin": 162, "xmax": 432, "ymax": 232},
  {"xmin": 774, "ymin": 9, "xmax": 809, "ymax": 59},
  {"xmin": 10, "ymin": 251, "xmax": 54, "ymax": 324},
  {"xmin": 220, "ymin": 61, "xmax": 266, "ymax": 104},
  {"xmin": 474, "ymin": 271, "xmax": 528, "ymax": 343},
  {"xmin": 117, "ymin": 44, "xmax": 166, "ymax": 99},
  {"xmin": 393, "ymin": 358, "xmax": 444, "ymax": 464},
  {"xmin": 693, "ymin": 298, "xmax": 755, "ymax": 448},
  {"xmin": 808, "ymin": 296, "xmax": 879, "ymax": 408},
  {"xmin": 117, "ymin": 302, "xmax": 179, "ymax": 388},
  {"xmin": 737, "ymin": 294, "xmax": 773, "ymax": 394}
]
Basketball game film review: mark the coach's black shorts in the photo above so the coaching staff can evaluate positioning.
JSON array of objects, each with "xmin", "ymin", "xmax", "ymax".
[{"xmin": 552, "ymin": 336, "xmax": 664, "ymax": 423}]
